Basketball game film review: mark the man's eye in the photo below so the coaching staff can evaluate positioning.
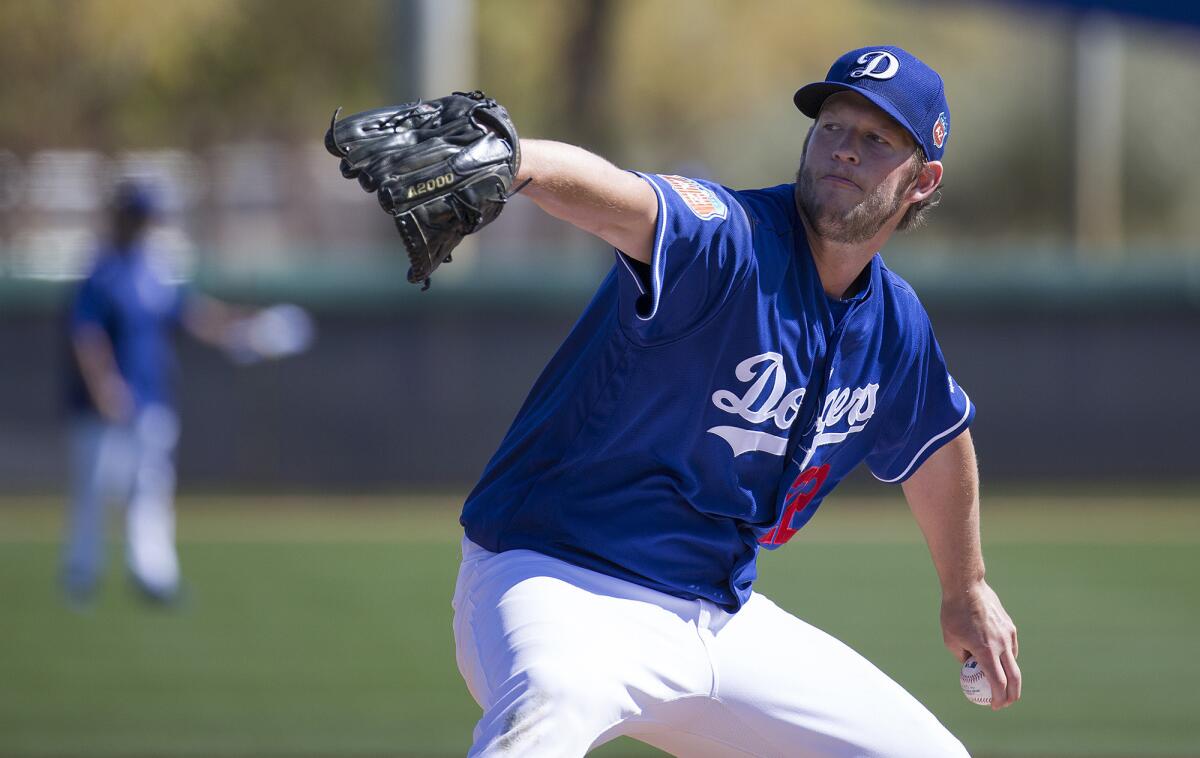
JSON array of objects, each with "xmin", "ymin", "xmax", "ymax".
[
  {"xmin": 823, "ymin": 123, "xmax": 841, "ymax": 131},
  {"xmin": 867, "ymin": 133, "xmax": 888, "ymax": 145}
]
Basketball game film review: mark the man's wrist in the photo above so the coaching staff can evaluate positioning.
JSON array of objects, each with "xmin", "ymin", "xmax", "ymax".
[
  {"xmin": 939, "ymin": 571, "xmax": 988, "ymax": 600},
  {"xmin": 515, "ymin": 138, "xmax": 541, "ymax": 183}
]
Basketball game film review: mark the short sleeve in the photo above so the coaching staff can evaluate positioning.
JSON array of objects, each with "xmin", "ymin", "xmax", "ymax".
[
  {"xmin": 69, "ymin": 276, "xmax": 108, "ymax": 334},
  {"xmin": 867, "ymin": 321, "xmax": 974, "ymax": 483},
  {"xmin": 615, "ymin": 173, "xmax": 754, "ymax": 342}
]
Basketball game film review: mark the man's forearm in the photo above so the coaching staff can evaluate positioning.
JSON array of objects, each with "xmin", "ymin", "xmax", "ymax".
[
  {"xmin": 901, "ymin": 430, "xmax": 986, "ymax": 594},
  {"xmin": 183, "ymin": 295, "xmax": 247, "ymax": 349},
  {"xmin": 902, "ymin": 428, "xmax": 1021, "ymax": 709},
  {"xmin": 516, "ymin": 139, "xmax": 657, "ymax": 263}
]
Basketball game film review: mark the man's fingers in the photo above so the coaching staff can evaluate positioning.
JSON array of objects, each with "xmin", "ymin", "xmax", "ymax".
[
  {"xmin": 977, "ymin": 652, "xmax": 1009, "ymax": 710},
  {"xmin": 939, "ymin": 582, "xmax": 1021, "ymax": 711},
  {"xmin": 1001, "ymin": 647, "xmax": 1022, "ymax": 707}
]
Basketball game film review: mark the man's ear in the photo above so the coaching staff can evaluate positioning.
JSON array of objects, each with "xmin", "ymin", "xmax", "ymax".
[{"xmin": 910, "ymin": 160, "xmax": 943, "ymax": 203}]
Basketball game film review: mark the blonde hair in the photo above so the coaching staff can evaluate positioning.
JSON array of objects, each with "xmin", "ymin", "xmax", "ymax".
[{"xmin": 897, "ymin": 151, "xmax": 941, "ymax": 232}]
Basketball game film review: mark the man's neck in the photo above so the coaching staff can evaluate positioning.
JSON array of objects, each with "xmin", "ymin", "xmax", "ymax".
[{"xmin": 800, "ymin": 216, "xmax": 895, "ymax": 299}]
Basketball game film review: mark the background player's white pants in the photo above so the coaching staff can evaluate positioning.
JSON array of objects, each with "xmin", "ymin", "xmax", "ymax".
[
  {"xmin": 62, "ymin": 405, "xmax": 181, "ymax": 599},
  {"xmin": 452, "ymin": 539, "xmax": 969, "ymax": 758}
]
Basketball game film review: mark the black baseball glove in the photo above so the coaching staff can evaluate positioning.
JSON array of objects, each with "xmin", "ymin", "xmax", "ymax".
[{"xmin": 325, "ymin": 91, "xmax": 521, "ymax": 289}]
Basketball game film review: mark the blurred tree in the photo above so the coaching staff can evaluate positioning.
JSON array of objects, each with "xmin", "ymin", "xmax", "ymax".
[
  {"xmin": 475, "ymin": 0, "xmax": 579, "ymax": 139},
  {"xmin": 564, "ymin": 0, "xmax": 617, "ymax": 153},
  {"xmin": 1, "ymin": 0, "xmax": 1198, "ymax": 251},
  {"xmin": 0, "ymin": 0, "xmax": 386, "ymax": 150}
]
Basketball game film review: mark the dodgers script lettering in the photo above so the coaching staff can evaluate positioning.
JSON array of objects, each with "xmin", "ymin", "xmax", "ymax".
[{"xmin": 707, "ymin": 352, "xmax": 879, "ymax": 461}]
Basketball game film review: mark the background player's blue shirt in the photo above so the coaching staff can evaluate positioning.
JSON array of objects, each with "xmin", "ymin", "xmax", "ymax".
[
  {"xmin": 66, "ymin": 245, "xmax": 188, "ymax": 414},
  {"xmin": 461, "ymin": 174, "xmax": 973, "ymax": 611}
]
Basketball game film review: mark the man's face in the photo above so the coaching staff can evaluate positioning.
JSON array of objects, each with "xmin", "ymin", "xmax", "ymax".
[{"xmin": 795, "ymin": 92, "xmax": 923, "ymax": 245}]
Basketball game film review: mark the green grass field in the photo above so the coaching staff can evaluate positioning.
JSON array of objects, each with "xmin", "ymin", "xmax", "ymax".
[{"xmin": 2, "ymin": 491, "xmax": 1199, "ymax": 757}]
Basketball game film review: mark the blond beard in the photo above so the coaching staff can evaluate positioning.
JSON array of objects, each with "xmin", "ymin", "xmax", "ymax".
[{"xmin": 795, "ymin": 159, "xmax": 910, "ymax": 245}]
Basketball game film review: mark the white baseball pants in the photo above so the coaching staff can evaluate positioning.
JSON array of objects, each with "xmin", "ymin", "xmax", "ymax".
[
  {"xmin": 452, "ymin": 538, "xmax": 969, "ymax": 757},
  {"xmin": 62, "ymin": 405, "xmax": 181, "ymax": 599}
]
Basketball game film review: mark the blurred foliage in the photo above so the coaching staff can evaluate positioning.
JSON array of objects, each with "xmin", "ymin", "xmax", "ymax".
[
  {"xmin": 480, "ymin": 0, "xmax": 1200, "ymax": 246},
  {"xmin": 0, "ymin": 0, "xmax": 386, "ymax": 149},
  {"xmin": 1, "ymin": 0, "xmax": 1199, "ymax": 247}
]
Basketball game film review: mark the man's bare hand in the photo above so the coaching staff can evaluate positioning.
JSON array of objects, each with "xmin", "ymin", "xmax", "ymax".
[{"xmin": 941, "ymin": 580, "xmax": 1020, "ymax": 710}]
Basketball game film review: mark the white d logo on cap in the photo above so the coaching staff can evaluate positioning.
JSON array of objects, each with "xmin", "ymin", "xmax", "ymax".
[{"xmin": 850, "ymin": 51, "xmax": 900, "ymax": 80}]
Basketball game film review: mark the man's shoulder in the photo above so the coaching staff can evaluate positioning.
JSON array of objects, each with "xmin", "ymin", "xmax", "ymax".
[
  {"xmin": 729, "ymin": 183, "xmax": 796, "ymax": 232},
  {"xmin": 84, "ymin": 249, "xmax": 128, "ymax": 282},
  {"xmin": 75, "ymin": 255, "xmax": 114, "ymax": 295},
  {"xmin": 873, "ymin": 259, "xmax": 934, "ymax": 333},
  {"xmin": 876, "ymin": 261, "xmax": 923, "ymax": 308}
]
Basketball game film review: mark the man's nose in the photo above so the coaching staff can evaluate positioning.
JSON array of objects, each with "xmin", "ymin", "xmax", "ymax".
[{"xmin": 832, "ymin": 134, "xmax": 860, "ymax": 165}]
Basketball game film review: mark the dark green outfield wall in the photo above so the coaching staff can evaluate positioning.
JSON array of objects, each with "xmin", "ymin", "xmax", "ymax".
[{"xmin": 2, "ymin": 263, "xmax": 1198, "ymax": 490}]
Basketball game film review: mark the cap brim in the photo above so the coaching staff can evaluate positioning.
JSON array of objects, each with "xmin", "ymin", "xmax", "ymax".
[{"xmin": 793, "ymin": 82, "xmax": 923, "ymax": 155}]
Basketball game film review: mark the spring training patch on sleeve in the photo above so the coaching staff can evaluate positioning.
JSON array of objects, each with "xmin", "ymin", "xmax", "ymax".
[{"xmin": 659, "ymin": 175, "xmax": 728, "ymax": 221}]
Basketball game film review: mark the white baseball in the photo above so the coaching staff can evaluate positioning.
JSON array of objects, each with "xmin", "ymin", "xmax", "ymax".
[{"xmin": 960, "ymin": 656, "xmax": 991, "ymax": 706}]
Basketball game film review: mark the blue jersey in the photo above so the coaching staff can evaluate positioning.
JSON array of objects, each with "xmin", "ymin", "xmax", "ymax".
[
  {"xmin": 461, "ymin": 174, "xmax": 973, "ymax": 612},
  {"xmin": 66, "ymin": 245, "xmax": 189, "ymax": 414}
]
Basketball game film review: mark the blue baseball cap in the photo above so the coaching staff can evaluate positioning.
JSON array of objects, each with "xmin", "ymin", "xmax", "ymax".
[
  {"xmin": 794, "ymin": 46, "xmax": 950, "ymax": 161},
  {"xmin": 112, "ymin": 180, "xmax": 159, "ymax": 218}
]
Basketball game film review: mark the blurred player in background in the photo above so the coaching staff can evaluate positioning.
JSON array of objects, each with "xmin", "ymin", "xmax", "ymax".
[{"xmin": 61, "ymin": 180, "xmax": 313, "ymax": 607}]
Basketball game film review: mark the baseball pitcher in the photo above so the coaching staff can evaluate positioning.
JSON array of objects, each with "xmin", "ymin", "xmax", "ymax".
[{"xmin": 328, "ymin": 45, "xmax": 1020, "ymax": 757}]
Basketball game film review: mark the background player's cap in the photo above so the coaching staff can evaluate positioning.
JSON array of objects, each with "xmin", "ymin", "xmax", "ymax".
[
  {"xmin": 794, "ymin": 46, "xmax": 950, "ymax": 161},
  {"xmin": 111, "ymin": 180, "xmax": 159, "ymax": 219}
]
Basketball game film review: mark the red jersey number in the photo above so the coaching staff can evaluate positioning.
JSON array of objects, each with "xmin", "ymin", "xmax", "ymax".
[{"xmin": 760, "ymin": 464, "xmax": 830, "ymax": 546}]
